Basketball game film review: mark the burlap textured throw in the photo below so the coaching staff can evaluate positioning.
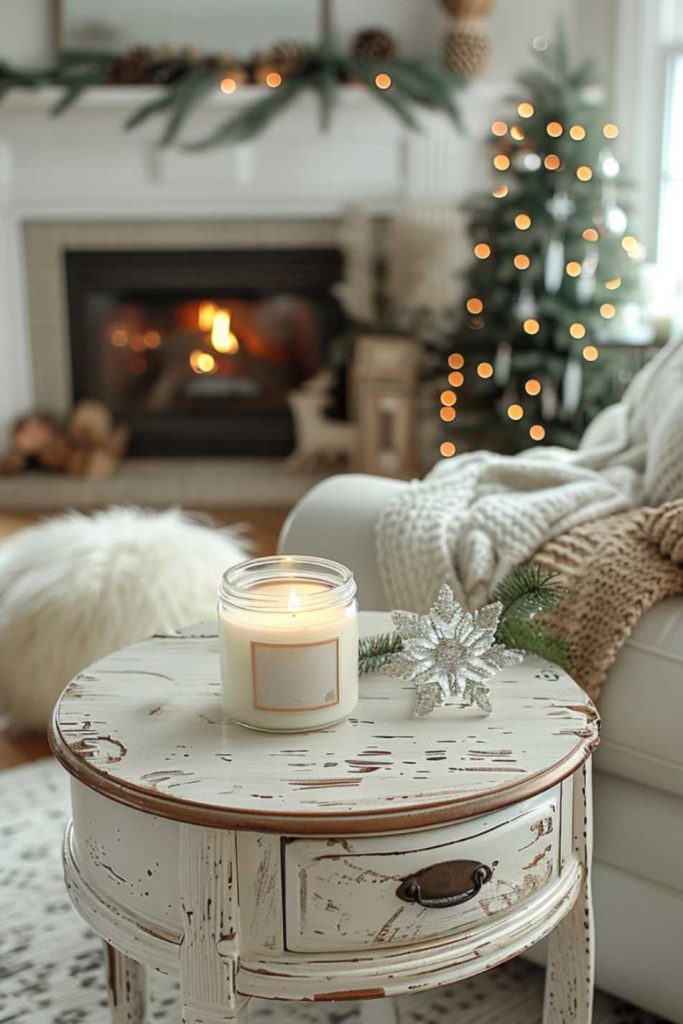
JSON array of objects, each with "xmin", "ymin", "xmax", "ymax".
[{"xmin": 534, "ymin": 501, "xmax": 683, "ymax": 701}]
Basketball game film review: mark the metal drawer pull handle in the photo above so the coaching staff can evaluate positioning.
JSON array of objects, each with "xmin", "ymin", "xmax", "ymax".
[{"xmin": 396, "ymin": 860, "xmax": 493, "ymax": 909}]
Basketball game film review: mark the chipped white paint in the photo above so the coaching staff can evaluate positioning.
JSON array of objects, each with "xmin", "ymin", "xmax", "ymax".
[
  {"xmin": 53, "ymin": 613, "xmax": 599, "ymax": 1023},
  {"xmin": 179, "ymin": 826, "xmax": 247, "ymax": 1024},
  {"xmin": 105, "ymin": 943, "xmax": 146, "ymax": 1024},
  {"xmin": 283, "ymin": 787, "xmax": 561, "ymax": 952},
  {"xmin": 543, "ymin": 762, "xmax": 594, "ymax": 1024},
  {"xmin": 51, "ymin": 619, "xmax": 599, "ymax": 834}
]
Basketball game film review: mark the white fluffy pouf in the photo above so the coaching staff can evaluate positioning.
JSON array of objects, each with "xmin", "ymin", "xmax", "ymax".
[{"xmin": 0, "ymin": 507, "xmax": 249, "ymax": 731}]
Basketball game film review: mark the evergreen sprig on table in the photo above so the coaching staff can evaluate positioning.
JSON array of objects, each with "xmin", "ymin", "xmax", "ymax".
[
  {"xmin": 358, "ymin": 631, "xmax": 404, "ymax": 675},
  {"xmin": 492, "ymin": 564, "xmax": 570, "ymax": 667},
  {"xmin": 359, "ymin": 563, "xmax": 569, "ymax": 675}
]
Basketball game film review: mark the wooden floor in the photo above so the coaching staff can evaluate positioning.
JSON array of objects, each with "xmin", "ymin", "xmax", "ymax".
[{"xmin": 0, "ymin": 506, "xmax": 289, "ymax": 772}]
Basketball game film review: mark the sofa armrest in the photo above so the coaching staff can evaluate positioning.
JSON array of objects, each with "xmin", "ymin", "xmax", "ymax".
[{"xmin": 278, "ymin": 474, "xmax": 409, "ymax": 611}]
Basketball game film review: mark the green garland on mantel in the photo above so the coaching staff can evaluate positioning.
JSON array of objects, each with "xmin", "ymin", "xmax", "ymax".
[{"xmin": 0, "ymin": 46, "xmax": 466, "ymax": 149}]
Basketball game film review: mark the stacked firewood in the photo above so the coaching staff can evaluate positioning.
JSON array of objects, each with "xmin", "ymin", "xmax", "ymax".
[{"xmin": 1, "ymin": 401, "xmax": 129, "ymax": 478}]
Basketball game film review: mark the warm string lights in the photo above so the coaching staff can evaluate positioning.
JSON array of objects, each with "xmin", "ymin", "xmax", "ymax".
[
  {"xmin": 220, "ymin": 66, "xmax": 396, "ymax": 95},
  {"xmin": 439, "ymin": 354, "xmax": 466, "ymax": 454},
  {"xmin": 505, "ymin": 402, "xmax": 548, "ymax": 445},
  {"xmin": 440, "ymin": 106, "xmax": 631, "ymax": 459}
]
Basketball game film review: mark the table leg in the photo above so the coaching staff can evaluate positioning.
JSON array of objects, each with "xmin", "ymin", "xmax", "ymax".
[
  {"xmin": 179, "ymin": 824, "xmax": 250, "ymax": 1023},
  {"xmin": 105, "ymin": 942, "xmax": 147, "ymax": 1024},
  {"xmin": 543, "ymin": 760, "xmax": 594, "ymax": 1024}
]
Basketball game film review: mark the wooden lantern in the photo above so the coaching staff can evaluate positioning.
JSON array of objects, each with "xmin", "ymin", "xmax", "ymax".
[{"xmin": 352, "ymin": 335, "xmax": 419, "ymax": 479}]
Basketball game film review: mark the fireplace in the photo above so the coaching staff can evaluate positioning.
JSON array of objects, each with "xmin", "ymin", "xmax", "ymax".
[{"xmin": 65, "ymin": 247, "xmax": 345, "ymax": 456}]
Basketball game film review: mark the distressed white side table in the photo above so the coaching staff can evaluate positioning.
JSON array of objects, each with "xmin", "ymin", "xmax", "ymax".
[{"xmin": 50, "ymin": 613, "xmax": 599, "ymax": 1024}]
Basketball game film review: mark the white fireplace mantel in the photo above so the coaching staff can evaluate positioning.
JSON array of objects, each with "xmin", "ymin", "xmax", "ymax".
[{"xmin": 0, "ymin": 83, "xmax": 502, "ymax": 440}]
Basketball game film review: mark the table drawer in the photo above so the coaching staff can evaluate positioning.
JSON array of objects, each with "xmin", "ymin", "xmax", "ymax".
[{"xmin": 283, "ymin": 786, "xmax": 562, "ymax": 952}]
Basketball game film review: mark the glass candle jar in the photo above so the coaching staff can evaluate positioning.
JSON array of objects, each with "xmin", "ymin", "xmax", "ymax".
[{"xmin": 218, "ymin": 555, "xmax": 358, "ymax": 732}]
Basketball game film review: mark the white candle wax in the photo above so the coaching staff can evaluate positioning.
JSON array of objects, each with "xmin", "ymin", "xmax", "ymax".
[{"xmin": 219, "ymin": 574, "xmax": 358, "ymax": 732}]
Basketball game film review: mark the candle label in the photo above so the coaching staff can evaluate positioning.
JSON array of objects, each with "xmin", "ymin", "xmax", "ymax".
[{"xmin": 251, "ymin": 639, "xmax": 339, "ymax": 712}]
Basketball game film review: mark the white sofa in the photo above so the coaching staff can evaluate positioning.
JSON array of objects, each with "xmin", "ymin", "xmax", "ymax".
[{"xmin": 280, "ymin": 473, "xmax": 683, "ymax": 1023}]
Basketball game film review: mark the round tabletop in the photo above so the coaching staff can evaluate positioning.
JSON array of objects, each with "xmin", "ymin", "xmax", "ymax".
[{"xmin": 50, "ymin": 612, "xmax": 600, "ymax": 835}]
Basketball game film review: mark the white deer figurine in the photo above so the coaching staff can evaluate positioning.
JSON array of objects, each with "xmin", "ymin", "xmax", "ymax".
[{"xmin": 285, "ymin": 369, "xmax": 356, "ymax": 472}]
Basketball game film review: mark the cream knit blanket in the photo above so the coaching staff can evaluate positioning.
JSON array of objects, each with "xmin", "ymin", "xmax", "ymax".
[{"xmin": 377, "ymin": 337, "xmax": 683, "ymax": 612}]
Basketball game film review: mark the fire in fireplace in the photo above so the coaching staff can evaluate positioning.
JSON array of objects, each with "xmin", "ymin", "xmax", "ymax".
[{"xmin": 65, "ymin": 248, "xmax": 346, "ymax": 456}]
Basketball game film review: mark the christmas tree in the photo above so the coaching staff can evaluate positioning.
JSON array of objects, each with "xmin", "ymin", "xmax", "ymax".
[{"xmin": 439, "ymin": 35, "xmax": 642, "ymax": 456}]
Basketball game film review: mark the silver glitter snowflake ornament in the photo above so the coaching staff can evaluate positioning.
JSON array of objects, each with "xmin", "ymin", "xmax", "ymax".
[{"xmin": 381, "ymin": 583, "xmax": 524, "ymax": 717}]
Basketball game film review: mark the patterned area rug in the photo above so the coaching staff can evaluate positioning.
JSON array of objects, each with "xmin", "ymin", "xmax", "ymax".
[{"xmin": 0, "ymin": 760, "xmax": 666, "ymax": 1024}]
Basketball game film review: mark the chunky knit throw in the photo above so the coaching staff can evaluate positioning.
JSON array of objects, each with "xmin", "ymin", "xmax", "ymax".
[
  {"xmin": 533, "ymin": 501, "xmax": 683, "ymax": 701},
  {"xmin": 377, "ymin": 336, "xmax": 683, "ymax": 612}
]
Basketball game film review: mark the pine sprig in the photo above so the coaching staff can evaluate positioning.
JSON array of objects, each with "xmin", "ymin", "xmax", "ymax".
[
  {"xmin": 492, "ymin": 564, "xmax": 564, "ymax": 621},
  {"xmin": 497, "ymin": 614, "xmax": 570, "ymax": 669},
  {"xmin": 492, "ymin": 563, "xmax": 570, "ymax": 668},
  {"xmin": 358, "ymin": 632, "xmax": 403, "ymax": 675},
  {"xmin": 359, "ymin": 563, "xmax": 570, "ymax": 675}
]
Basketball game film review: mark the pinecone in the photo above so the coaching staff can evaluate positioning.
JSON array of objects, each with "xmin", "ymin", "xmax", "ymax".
[
  {"xmin": 352, "ymin": 28, "xmax": 397, "ymax": 60},
  {"xmin": 109, "ymin": 47, "xmax": 155, "ymax": 85},
  {"xmin": 146, "ymin": 46, "xmax": 191, "ymax": 84},
  {"xmin": 443, "ymin": 21, "xmax": 491, "ymax": 78},
  {"xmin": 267, "ymin": 39, "xmax": 310, "ymax": 76}
]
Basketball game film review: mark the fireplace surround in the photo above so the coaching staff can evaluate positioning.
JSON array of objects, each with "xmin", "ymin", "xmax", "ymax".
[{"xmin": 2, "ymin": 86, "xmax": 483, "ymax": 449}]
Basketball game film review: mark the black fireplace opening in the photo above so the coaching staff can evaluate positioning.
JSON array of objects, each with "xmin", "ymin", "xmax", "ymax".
[{"xmin": 65, "ymin": 247, "xmax": 346, "ymax": 456}]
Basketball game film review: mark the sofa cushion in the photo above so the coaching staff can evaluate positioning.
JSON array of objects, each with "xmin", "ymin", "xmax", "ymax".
[{"xmin": 595, "ymin": 596, "xmax": 683, "ymax": 798}]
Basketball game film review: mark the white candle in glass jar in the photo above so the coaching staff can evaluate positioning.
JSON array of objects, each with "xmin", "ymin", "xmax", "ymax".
[{"xmin": 218, "ymin": 556, "xmax": 358, "ymax": 732}]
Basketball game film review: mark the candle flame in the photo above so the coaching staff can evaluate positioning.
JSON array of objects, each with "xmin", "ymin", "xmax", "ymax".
[{"xmin": 288, "ymin": 588, "xmax": 301, "ymax": 612}]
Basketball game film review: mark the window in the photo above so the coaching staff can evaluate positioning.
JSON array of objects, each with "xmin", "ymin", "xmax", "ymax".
[{"xmin": 657, "ymin": 49, "xmax": 683, "ymax": 283}]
